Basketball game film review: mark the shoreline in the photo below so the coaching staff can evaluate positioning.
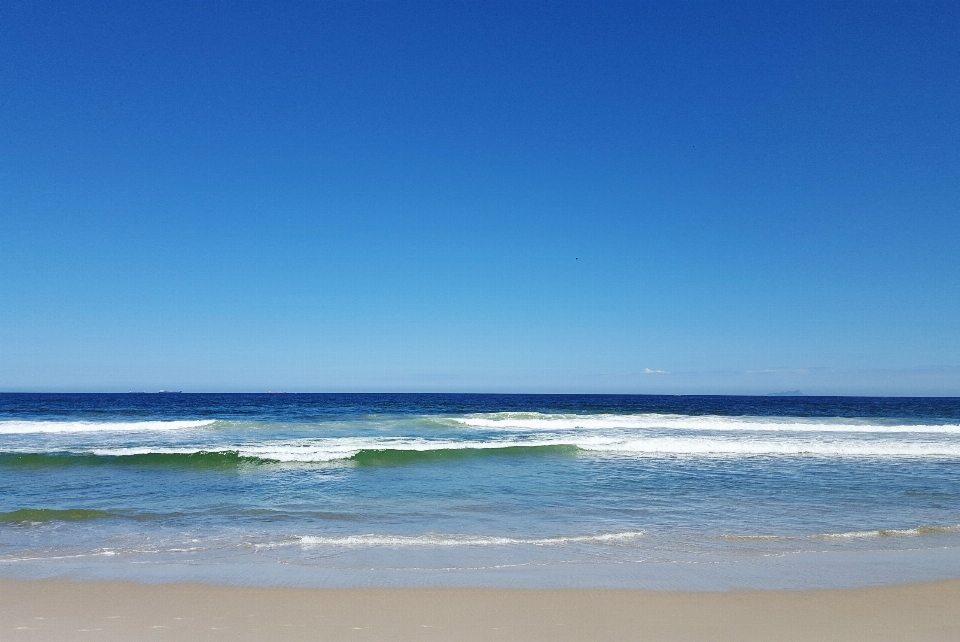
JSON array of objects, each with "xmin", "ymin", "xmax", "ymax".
[{"xmin": 3, "ymin": 578, "xmax": 960, "ymax": 641}]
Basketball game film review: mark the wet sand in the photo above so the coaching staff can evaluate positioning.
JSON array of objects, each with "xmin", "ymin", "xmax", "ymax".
[{"xmin": 2, "ymin": 578, "xmax": 959, "ymax": 641}]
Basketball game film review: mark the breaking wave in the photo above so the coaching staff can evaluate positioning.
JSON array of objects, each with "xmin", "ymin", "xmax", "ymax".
[
  {"xmin": 0, "ymin": 450, "xmax": 263, "ymax": 470},
  {"xmin": 815, "ymin": 524, "xmax": 960, "ymax": 539},
  {"xmin": 4, "ymin": 432, "xmax": 960, "ymax": 469},
  {"xmin": 297, "ymin": 531, "xmax": 646, "ymax": 548},
  {"xmin": 453, "ymin": 412, "xmax": 960, "ymax": 434},
  {"xmin": 0, "ymin": 420, "xmax": 216, "ymax": 435}
]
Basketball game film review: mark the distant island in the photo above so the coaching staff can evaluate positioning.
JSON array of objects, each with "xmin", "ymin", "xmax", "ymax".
[{"xmin": 766, "ymin": 390, "xmax": 804, "ymax": 396}]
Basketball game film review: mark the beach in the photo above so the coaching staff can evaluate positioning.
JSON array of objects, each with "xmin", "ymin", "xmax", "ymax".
[{"xmin": 3, "ymin": 578, "xmax": 960, "ymax": 641}]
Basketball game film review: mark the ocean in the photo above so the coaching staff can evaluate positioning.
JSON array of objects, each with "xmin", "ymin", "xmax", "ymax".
[{"xmin": 2, "ymin": 393, "xmax": 960, "ymax": 590}]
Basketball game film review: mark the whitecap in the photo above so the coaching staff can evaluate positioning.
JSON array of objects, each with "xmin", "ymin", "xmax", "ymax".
[
  {"xmin": 0, "ymin": 420, "xmax": 217, "ymax": 435},
  {"xmin": 296, "ymin": 531, "xmax": 646, "ymax": 548},
  {"xmin": 453, "ymin": 412, "xmax": 960, "ymax": 434}
]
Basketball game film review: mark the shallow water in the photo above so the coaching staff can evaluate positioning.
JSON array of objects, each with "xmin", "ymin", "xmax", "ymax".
[{"xmin": 2, "ymin": 393, "xmax": 960, "ymax": 589}]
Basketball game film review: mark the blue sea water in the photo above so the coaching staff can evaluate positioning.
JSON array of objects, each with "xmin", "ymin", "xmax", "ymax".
[{"xmin": 2, "ymin": 393, "xmax": 960, "ymax": 590}]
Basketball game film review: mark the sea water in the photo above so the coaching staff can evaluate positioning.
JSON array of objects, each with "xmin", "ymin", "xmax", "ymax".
[{"xmin": 2, "ymin": 393, "xmax": 960, "ymax": 590}]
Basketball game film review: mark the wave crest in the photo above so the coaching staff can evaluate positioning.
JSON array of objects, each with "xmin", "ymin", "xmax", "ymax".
[
  {"xmin": 0, "ymin": 450, "xmax": 263, "ymax": 470},
  {"xmin": 297, "ymin": 531, "xmax": 646, "ymax": 548},
  {"xmin": 0, "ymin": 420, "xmax": 216, "ymax": 435},
  {"xmin": 0, "ymin": 508, "xmax": 113, "ymax": 524},
  {"xmin": 453, "ymin": 413, "xmax": 960, "ymax": 434},
  {"xmin": 815, "ymin": 524, "xmax": 960, "ymax": 539}
]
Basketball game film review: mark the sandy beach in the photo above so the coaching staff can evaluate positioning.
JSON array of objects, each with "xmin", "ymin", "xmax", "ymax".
[{"xmin": 2, "ymin": 578, "xmax": 959, "ymax": 641}]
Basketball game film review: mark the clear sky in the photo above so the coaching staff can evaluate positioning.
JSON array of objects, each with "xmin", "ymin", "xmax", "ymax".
[{"xmin": 2, "ymin": 1, "xmax": 958, "ymax": 394}]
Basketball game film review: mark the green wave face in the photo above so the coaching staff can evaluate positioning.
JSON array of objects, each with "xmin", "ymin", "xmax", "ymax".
[
  {"xmin": 0, "ymin": 508, "xmax": 113, "ymax": 523},
  {"xmin": 348, "ymin": 444, "xmax": 580, "ymax": 467},
  {"xmin": 0, "ymin": 451, "xmax": 268, "ymax": 470}
]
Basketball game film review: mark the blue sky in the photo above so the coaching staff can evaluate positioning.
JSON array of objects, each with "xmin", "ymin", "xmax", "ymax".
[{"xmin": 2, "ymin": 1, "xmax": 958, "ymax": 394}]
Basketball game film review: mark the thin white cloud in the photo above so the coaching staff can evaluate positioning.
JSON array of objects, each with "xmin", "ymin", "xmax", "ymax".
[{"xmin": 642, "ymin": 368, "xmax": 669, "ymax": 375}]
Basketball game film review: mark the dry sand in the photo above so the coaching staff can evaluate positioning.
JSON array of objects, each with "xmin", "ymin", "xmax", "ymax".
[{"xmin": 2, "ymin": 578, "xmax": 959, "ymax": 641}]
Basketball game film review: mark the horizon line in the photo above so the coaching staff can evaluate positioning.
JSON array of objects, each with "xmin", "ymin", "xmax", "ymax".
[{"xmin": 2, "ymin": 391, "xmax": 959, "ymax": 399}]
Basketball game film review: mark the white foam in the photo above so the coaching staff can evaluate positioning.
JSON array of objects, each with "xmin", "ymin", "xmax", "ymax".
[
  {"xmin": 816, "ymin": 530, "xmax": 886, "ymax": 539},
  {"xmin": 235, "ymin": 438, "xmax": 567, "ymax": 462},
  {"xmin": 815, "ymin": 525, "xmax": 960, "ymax": 539},
  {"xmin": 0, "ymin": 420, "xmax": 216, "ymax": 435},
  {"xmin": 87, "ymin": 446, "xmax": 222, "ymax": 457},
  {"xmin": 453, "ymin": 413, "xmax": 960, "ymax": 434},
  {"xmin": 81, "ymin": 439, "xmax": 553, "ymax": 462},
  {"xmin": 63, "ymin": 431, "xmax": 960, "ymax": 462},
  {"xmin": 577, "ymin": 436, "xmax": 960, "ymax": 458},
  {"xmin": 297, "ymin": 531, "xmax": 646, "ymax": 548}
]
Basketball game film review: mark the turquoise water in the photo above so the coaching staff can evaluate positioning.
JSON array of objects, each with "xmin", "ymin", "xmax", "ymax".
[{"xmin": 2, "ymin": 393, "xmax": 960, "ymax": 589}]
